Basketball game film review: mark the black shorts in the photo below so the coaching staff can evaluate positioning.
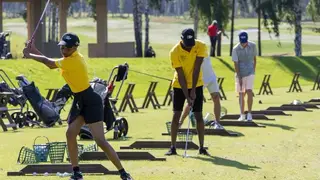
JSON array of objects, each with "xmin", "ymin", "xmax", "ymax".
[
  {"xmin": 173, "ymin": 86, "xmax": 203, "ymax": 112},
  {"xmin": 67, "ymin": 86, "xmax": 104, "ymax": 124}
]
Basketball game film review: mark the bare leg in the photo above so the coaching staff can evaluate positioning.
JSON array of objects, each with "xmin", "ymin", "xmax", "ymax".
[
  {"xmin": 87, "ymin": 121, "xmax": 123, "ymax": 170},
  {"xmin": 171, "ymin": 111, "xmax": 182, "ymax": 147},
  {"xmin": 246, "ymin": 89, "xmax": 253, "ymax": 112},
  {"xmin": 66, "ymin": 116, "xmax": 85, "ymax": 168},
  {"xmin": 194, "ymin": 112, "xmax": 204, "ymax": 148},
  {"xmin": 239, "ymin": 92, "xmax": 245, "ymax": 114},
  {"xmin": 179, "ymin": 105, "xmax": 191, "ymax": 127},
  {"xmin": 210, "ymin": 92, "xmax": 221, "ymax": 122}
]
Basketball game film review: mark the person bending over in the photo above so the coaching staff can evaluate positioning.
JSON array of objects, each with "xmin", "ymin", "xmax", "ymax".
[{"xmin": 166, "ymin": 28, "xmax": 209, "ymax": 156}]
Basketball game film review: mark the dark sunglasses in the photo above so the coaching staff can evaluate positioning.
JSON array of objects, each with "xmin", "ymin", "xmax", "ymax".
[{"xmin": 60, "ymin": 45, "xmax": 73, "ymax": 49}]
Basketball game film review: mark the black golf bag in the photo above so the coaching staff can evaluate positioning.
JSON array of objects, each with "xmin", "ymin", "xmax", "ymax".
[
  {"xmin": 21, "ymin": 82, "xmax": 61, "ymax": 127},
  {"xmin": 54, "ymin": 78, "xmax": 117, "ymax": 138},
  {"xmin": 54, "ymin": 80, "xmax": 117, "ymax": 140},
  {"xmin": 78, "ymin": 79, "xmax": 117, "ymax": 139},
  {"xmin": 0, "ymin": 32, "xmax": 12, "ymax": 59},
  {"xmin": 53, "ymin": 84, "xmax": 74, "ymax": 114},
  {"xmin": 0, "ymin": 81, "xmax": 27, "ymax": 107}
]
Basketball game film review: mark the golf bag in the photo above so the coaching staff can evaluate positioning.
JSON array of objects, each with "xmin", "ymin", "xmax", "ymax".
[
  {"xmin": 53, "ymin": 84, "xmax": 73, "ymax": 114},
  {"xmin": 55, "ymin": 78, "xmax": 117, "ymax": 136},
  {"xmin": 0, "ymin": 81, "xmax": 27, "ymax": 107},
  {"xmin": 78, "ymin": 78, "xmax": 118, "ymax": 139},
  {"xmin": 0, "ymin": 32, "xmax": 12, "ymax": 59},
  {"xmin": 21, "ymin": 82, "xmax": 60, "ymax": 127},
  {"xmin": 90, "ymin": 77, "xmax": 116, "ymax": 130}
]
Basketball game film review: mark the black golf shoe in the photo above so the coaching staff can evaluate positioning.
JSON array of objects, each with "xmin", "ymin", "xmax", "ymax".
[
  {"xmin": 199, "ymin": 148, "xmax": 210, "ymax": 156},
  {"xmin": 165, "ymin": 146, "xmax": 177, "ymax": 156},
  {"xmin": 120, "ymin": 172, "xmax": 133, "ymax": 180}
]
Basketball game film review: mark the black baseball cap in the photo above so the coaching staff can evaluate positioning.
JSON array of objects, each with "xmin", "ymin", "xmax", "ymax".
[
  {"xmin": 181, "ymin": 28, "xmax": 195, "ymax": 47},
  {"xmin": 58, "ymin": 32, "xmax": 80, "ymax": 48}
]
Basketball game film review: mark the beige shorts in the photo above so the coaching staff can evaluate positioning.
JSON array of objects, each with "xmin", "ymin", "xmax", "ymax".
[
  {"xmin": 205, "ymin": 79, "xmax": 219, "ymax": 94},
  {"xmin": 235, "ymin": 74, "xmax": 255, "ymax": 93}
]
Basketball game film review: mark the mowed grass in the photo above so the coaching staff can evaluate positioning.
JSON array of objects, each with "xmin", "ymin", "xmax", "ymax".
[
  {"xmin": 1, "ymin": 56, "xmax": 320, "ymax": 100},
  {"xmin": 1, "ymin": 17, "xmax": 320, "ymax": 180},
  {"xmin": 1, "ymin": 87, "xmax": 320, "ymax": 180}
]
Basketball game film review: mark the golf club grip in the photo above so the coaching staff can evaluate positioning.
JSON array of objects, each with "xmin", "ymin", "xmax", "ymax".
[{"xmin": 30, "ymin": 0, "xmax": 51, "ymax": 41}]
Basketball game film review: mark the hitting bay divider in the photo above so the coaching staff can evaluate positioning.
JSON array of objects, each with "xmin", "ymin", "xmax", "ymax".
[
  {"xmin": 7, "ymin": 164, "xmax": 118, "ymax": 176},
  {"xmin": 0, "ymin": 92, "xmax": 18, "ymax": 132},
  {"xmin": 311, "ymin": 70, "xmax": 320, "ymax": 91}
]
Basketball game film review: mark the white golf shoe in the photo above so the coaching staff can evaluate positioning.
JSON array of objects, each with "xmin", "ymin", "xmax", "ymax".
[
  {"xmin": 246, "ymin": 113, "xmax": 253, "ymax": 122},
  {"xmin": 238, "ymin": 114, "xmax": 246, "ymax": 121}
]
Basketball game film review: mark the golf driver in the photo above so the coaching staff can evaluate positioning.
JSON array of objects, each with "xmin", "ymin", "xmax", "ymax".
[
  {"xmin": 183, "ymin": 106, "xmax": 193, "ymax": 158},
  {"xmin": 28, "ymin": 0, "xmax": 51, "ymax": 43}
]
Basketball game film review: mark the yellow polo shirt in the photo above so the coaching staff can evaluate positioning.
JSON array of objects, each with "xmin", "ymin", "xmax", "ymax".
[
  {"xmin": 170, "ymin": 40, "xmax": 208, "ymax": 89},
  {"xmin": 55, "ymin": 51, "xmax": 90, "ymax": 93}
]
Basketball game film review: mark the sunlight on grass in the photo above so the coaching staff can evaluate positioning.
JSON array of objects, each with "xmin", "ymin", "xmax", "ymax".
[
  {"xmin": 1, "ymin": 17, "xmax": 320, "ymax": 180},
  {"xmin": 0, "ymin": 87, "xmax": 320, "ymax": 180}
]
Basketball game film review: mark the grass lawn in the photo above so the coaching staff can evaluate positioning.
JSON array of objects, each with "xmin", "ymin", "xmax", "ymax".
[
  {"xmin": 1, "ymin": 56, "xmax": 320, "ymax": 100},
  {"xmin": 1, "ymin": 17, "xmax": 320, "ymax": 180},
  {"xmin": 0, "ymin": 86, "xmax": 320, "ymax": 180}
]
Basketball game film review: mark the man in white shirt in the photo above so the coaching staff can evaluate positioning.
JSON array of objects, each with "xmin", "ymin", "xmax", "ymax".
[{"xmin": 179, "ymin": 56, "xmax": 224, "ymax": 129}]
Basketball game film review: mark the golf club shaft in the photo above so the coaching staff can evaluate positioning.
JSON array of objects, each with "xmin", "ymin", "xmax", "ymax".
[
  {"xmin": 184, "ymin": 107, "xmax": 193, "ymax": 157},
  {"xmin": 30, "ymin": 0, "xmax": 51, "ymax": 41}
]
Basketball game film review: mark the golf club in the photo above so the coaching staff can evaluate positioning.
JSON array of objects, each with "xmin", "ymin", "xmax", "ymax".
[
  {"xmin": 29, "ymin": 0, "xmax": 51, "ymax": 42},
  {"xmin": 183, "ymin": 106, "xmax": 193, "ymax": 158}
]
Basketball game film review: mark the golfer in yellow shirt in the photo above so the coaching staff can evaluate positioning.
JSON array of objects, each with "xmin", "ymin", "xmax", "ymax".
[
  {"xmin": 23, "ymin": 33, "xmax": 132, "ymax": 180},
  {"xmin": 165, "ymin": 28, "xmax": 210, "ymax": 156}
]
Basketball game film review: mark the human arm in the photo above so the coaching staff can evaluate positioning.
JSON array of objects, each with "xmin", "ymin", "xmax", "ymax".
[
  {"xmin": 190, "ymin": 43, "xmax": 206, "ymax": 100},
  {"xmin": 176, "ymin": 67, "xmax": 191, "ymax": 103},
  {"xmin": 170, "ymin": 50, "xmax": 192, "ymax": 105},
  {"xmin": 192, "ymin": 56, "xmax": 203, "ymax": 91},
  {"xmin": 232, "ymin": 48, "xmax": 240, "ymax": 77},
  {"xmin": 23, "ymin": 47, "xmax": 58, "ymax": 69},
  {"xmin": 254, "ymin": 56, "xmax": 256, "ymax": 73},
  {"xmin": 232, "ymin": 48, "xmax": 242, "ymax": 89},
  {"xmin": 26, "ymin": 40, "xmax": 44, "ymax": 56}
]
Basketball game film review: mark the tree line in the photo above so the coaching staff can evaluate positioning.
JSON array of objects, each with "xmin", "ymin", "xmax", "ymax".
[{"xmin": 2, "ymin": 0, "xmax": 320, "ymax": 57}]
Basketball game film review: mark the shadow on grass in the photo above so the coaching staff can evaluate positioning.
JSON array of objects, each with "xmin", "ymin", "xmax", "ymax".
[
  {"xmin": 191, "ymin": 155, "xmax": 260, "ymax": 171},
  {"xmin": 272, "ymin": 56, "xmax": 320, "ymax": 82},
  {"xmin": 106, "ymin": 136, "xmax": 133, "ymax": 141},
  {"xmin": 225, "ymin": 130, "xmax": 245, "ymax": 137},
  {"xmin": 78, "ymin": 136, "xmax": 133, "ymax": 142},
  {"xmin": 138, "ymin": 137, "xmax": 154, "ymax": 140},
  {"xmin": 216, "ymin": 58, "xmax": 235, "ymax": 73},
  {"xmin": 258, "ymin": 122, "xmax": 296, "ymax": 131}
]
